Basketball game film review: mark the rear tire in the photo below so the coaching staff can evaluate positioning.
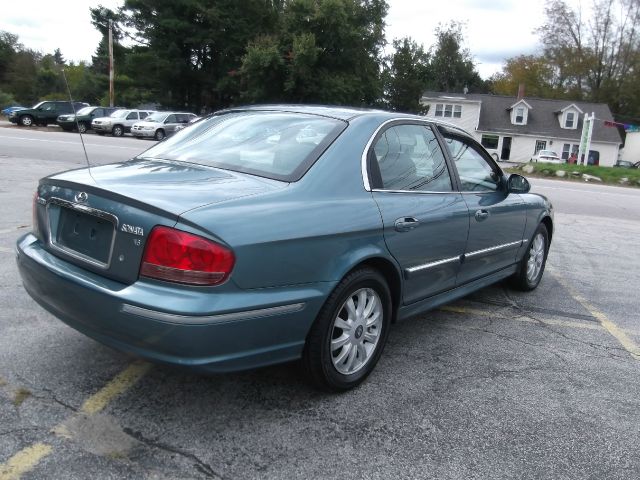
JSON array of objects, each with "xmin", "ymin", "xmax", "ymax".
[
  {"xmin": 510, "ymin": 223, "xmax": 549, "ymax": 291},
  {"xmin": 302, "ymin": 268, "xmax": 392, "ymax": 391},
  {"xmin": 112, "ymin": 125, "xmax": 124, "ymax": 137},
  {"xmin": 19, "ymin": 115, "xmax": 33, "ymax": 127}
]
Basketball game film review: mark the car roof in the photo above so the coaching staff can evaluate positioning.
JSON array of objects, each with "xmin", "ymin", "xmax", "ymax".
[{"xmin": 217, "ymin": 104, "xmax": 471, "ymax": 135}]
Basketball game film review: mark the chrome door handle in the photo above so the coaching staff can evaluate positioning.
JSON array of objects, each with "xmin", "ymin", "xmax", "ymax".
[
  {"xmin": 474, "ymin": 209, "xmax": 490, "ymax": 221},
  {"xmin": 394, "ymin": 217, "xmax": 419, "ymax": 232}
]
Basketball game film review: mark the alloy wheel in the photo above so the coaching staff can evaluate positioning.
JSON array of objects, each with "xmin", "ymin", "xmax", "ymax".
[
  {"xmin": 526, "ymin": 233, "xmax": 545, "ymax": 282},
  {"xmin": 330, "ymin": 288, "xmax": 383, "ymax": 375}
]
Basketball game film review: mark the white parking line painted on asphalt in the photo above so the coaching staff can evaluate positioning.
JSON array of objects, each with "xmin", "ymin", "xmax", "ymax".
[{"xmin": 0, "ymin": 135, "xmax": 144, "ymax": 151}]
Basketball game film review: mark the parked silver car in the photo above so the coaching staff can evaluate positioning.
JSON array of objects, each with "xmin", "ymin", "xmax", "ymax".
[
  {"xmin": 131, "ymin": 112, "xmax": 197, "ymax": 141},
  {"xmin": 92, "ymin": 109, "xmax": 155, "ymax": 137},
  {"xmin": 530, "ymin": 150, "xmax": 562, "ymax": 164}
]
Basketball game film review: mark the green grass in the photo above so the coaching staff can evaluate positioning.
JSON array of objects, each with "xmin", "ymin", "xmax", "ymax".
[{"xmin": 506, "ymin": 163, "xmax": 640, "ymax": 187}]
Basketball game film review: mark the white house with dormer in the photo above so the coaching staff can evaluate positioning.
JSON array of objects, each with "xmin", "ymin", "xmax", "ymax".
[{"xmin": 421, "ymin": 91, "xmax": 622, "ymax": 166}]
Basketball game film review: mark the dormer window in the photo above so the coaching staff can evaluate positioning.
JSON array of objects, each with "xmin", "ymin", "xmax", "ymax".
[
  {"xmin": 559, "ymin": 104, "xmax": 583, "ymax": 129},
  {"xmin": 565, "ymin": 112, "xmax": 575, "ymax": 128},
  {"xmin": 509, "ymin": 99, "xmax": 531, "ymax": 125}
]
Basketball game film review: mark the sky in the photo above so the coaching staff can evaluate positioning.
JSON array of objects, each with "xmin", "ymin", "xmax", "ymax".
[{"xmin": 0, "ymin": 0, "xmax": 562, "ymax": 80}]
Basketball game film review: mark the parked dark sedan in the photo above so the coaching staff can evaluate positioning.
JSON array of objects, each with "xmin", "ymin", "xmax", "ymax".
[{"xmin": 16, "ymin": 105, "xmax": 553, "ymax": 391}]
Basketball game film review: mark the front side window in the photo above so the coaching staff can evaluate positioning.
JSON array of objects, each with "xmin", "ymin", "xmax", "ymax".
[
  {"xmin": 141, "ymin": 111, "xmax": 345, "ymax": 182},
  {"xmin": 165, "ymin": 114, "xmax": 177, "ymax": 123},
  {"xmin": 371, "ymin": 124, "xmax": 452, "ymax": 192},
  {"xmin": 443, "ymin": 134, "xmax": 500, "ymax": 192},
  {"xmin": 126, "ymin": 112, "xmax": 139, "ymax": 120},
  {"xmin": 41, "ymin": 102, "xmax": 55, "ymax": 111}
]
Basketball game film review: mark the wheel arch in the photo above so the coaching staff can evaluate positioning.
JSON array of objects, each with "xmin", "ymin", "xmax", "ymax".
[
  {"xmin": 540, "ymin": 215, "xmax": 553, "ymax": 244},
  {"xmin": 342, "ymin": 255, "xmax": 403, "ymax": 323}
]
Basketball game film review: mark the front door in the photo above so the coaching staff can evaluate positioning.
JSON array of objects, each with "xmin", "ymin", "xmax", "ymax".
[
  {"xmin": 440, "ymin": 132, "xmax": 527, "ymax": 285},
  {"xmin": 500, "ymin": 137, "xmax": 512, "ymax": 161},
  {"xmin": 368, "ymin": 123, "xmax": 469, "ymax": 304}
]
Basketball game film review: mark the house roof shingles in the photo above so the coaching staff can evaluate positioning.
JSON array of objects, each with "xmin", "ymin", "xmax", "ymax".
[{"xmin": 422, "ymin": 92, "xmax": 622, "ymax": 144}]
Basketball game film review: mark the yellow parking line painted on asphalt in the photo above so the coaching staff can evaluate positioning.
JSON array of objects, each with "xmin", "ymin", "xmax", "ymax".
[
  {"xmin": 0, "ymin": 360, "xmax": 151, "ymax": 479},
  {"xmin": 0, "ymin": 443, "xmax": 52, "ymax": 480},
  {"xmin": 80, "ymin": 361, "xmax": 152, "ymax": 415},
  {"xmin": 550, "ymin": 272, "xmax": 640, "ymax": 360},
  {"xmin": 439, "ymin": 305, "xmax": 603, "ymax": 331}
]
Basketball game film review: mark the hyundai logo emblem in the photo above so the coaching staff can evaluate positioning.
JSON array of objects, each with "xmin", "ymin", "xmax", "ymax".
[{"xmin": 74, "ymin": 192, "xmax": 88, "ymax": 203}]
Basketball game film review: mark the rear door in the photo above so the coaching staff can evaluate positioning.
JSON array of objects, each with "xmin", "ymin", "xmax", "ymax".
[
  {"xmin": 439, "ymin": 129, "xmax": 527, "ymax": 285},
  {"xmin": 369, "ymin": 122, "xmax": 469, "ymax": 304}
]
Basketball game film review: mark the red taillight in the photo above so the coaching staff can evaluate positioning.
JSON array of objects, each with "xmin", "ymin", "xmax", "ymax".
[{"xmin": 140, "ymin": 226, "xmax": 235, "ymax": 286}]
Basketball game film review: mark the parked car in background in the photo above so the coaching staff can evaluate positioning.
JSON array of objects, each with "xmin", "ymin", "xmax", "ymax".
[
  {"xmin": 8, "ymin": 101, "xmax": 89, "ymax": 127},
  {"xmin": 614, "ymin": 160, "xmax": 640, "ymax": 168},
  {"xmin": 2, "ymin": 106, "xmax": 25, "ymax": 116},
  {"xmin": 57, "ymin": 106, "xmax": 120, "ymax": 133},
  {"xmin": 131, "ymin": 112, "xmax": 198, "ymax": 140},
  {"xmin": 173, "ymin": 116, "xmax": 202, "ymax": 134},
  {"xmin": 530, "ymin": 150, "xmax": 562, "ymax": 164},
  {"xmin": 92, "ymin": 109, "xmax": 155, "ymax": 137},
  {"xmin": 16, "ymin": 105, "xmax": 553, "ymax": 391}
]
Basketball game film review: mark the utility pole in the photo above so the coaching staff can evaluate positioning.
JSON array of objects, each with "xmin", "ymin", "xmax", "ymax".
[{"xmin": 108, "ymin": 20, "xmax": 114, "ymax": 107}]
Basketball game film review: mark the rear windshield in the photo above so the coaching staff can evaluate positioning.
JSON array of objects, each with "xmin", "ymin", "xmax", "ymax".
[{"xmin": 139, "ymin": 111, "xmax": 346, "ymax": 181}]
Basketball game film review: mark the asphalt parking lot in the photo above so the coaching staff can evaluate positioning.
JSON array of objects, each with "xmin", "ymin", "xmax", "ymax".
[{"xmin": 1, "ymin": 126, "xmax": 639, "ymax": 479}]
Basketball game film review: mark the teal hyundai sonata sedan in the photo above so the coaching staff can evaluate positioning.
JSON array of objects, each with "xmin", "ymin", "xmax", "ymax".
[{"xmin": 16, "ymin": 105, "xmax": 553, "ymax": 391}]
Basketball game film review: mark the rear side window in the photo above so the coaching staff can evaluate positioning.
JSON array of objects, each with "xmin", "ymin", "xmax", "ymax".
[
  {"xmin": 370, "ymin": 124, "xmax": 452, "ymax": 192},
  {"xmin": 141, "ymin": 111, "xmax": 346, "ymax": 181}
]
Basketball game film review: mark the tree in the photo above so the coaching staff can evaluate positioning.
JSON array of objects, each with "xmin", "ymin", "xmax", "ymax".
[
  {"xmin": 383, "ymin": 37, "xmax": 430, "ymax": 113},
  {"xmin": 240, "ymin": 0, "xmax": 388, "ymax": 106},
  {"xmin": 536, "ymin": 0, "xmax": 640, "ymax": 116},
  {"xmin": 489, "ymin": 55, "xmax": 557, "ymax": 98},
  {"xmin": 428, "ymin": 22, "xmax": 485, "ymax": 93}
]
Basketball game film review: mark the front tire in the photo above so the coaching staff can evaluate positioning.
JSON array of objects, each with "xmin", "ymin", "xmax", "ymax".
[
  {"xmin": 303, "ymin": 268, "xmax": 392, "ymax": 391},
  {"xmin": 19, "ymin": 115, "xmax": 33, "ymax": 127},
  {"xmin": 510, "ymin": 223, "xmax": 549, "ymax": 291},
  {"xmin": 154, "ymin": 129, "xmax": 165, "ymax": 141},
  {"xmin": 77, "ymin": 122, "xmax": 88, "ymax": 134},
  {"xmin": 112, "ymin": 125, "xmax": 124, "ymax": 137}
]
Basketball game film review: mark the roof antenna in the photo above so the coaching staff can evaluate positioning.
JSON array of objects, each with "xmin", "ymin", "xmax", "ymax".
[{"xmin": 61, "ymin": 69, "xmax": 91, "ymax": 169}]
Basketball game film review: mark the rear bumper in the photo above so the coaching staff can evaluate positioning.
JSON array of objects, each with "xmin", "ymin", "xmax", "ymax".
[{"xmin": 16, "ymin": 234, "xmax": 332, "ymax": 372}]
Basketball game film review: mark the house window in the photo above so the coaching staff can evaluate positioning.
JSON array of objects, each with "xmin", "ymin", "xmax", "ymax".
[
  {"xmin": 481, "ymin": 135, "xmax": 499, "ymax": 150},
  {"xmin": 434, "ymin": 103, "xmax": 461, "ymax": 119},
  {"xmin": 565, "ymin": 112, "xmax": 575, "ymax": 128},
  {"xmin": 534, "ymin": 140, "xmax": 546, "ymax": 153},
  {"xmin": 562, "ymin": 143, "xmax": 579, "ymax": 160},
  {"xmin": 515, "ymin": 107, "xmax": 524, "ymax": 124}
]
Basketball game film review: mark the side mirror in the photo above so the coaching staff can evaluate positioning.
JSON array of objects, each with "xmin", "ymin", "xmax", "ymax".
[{"xmin": 507, "ymin": 173, "xmax": 530, "ymax": 194}]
